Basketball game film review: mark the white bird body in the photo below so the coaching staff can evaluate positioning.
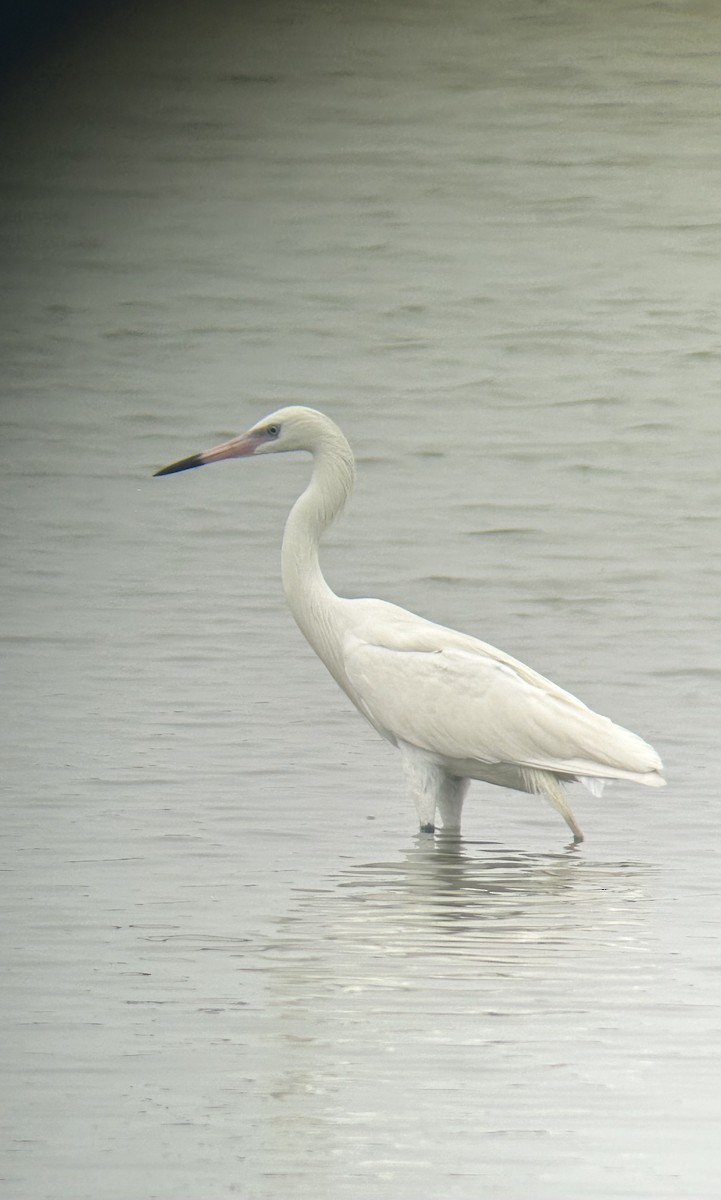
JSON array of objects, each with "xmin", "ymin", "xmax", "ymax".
[{"xmin": 155, "ymin": 405, "xmax": 665, "ymax": 841}]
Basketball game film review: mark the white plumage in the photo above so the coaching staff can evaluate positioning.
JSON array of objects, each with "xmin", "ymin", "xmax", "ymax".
[{"xmin": 155, "ymin": 405, "xmax": 665, "ymax": 841}]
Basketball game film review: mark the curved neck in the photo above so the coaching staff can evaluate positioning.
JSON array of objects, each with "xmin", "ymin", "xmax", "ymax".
[{"xmin": 281, "ymin": 431, "xmax": 355, "ymax": 659}]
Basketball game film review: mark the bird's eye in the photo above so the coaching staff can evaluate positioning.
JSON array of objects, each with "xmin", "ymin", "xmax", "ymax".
[{"xmin": 265, "ymin": 424, "xmax": 281, "ymax": 438}]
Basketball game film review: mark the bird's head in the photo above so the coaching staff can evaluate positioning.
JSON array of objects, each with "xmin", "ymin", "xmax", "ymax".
[{"xmin": 153, "ymin": 406, "xmax": 338, "ymax": 476}]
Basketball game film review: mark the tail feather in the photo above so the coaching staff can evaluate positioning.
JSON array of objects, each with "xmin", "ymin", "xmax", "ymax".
[{"xmin": 576, "ymin": 770, "xmax": 666, "ymax": 796}]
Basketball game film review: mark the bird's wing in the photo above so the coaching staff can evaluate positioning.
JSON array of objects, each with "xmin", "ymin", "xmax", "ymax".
[{"xmin": 342, "ymin": 602, "xmax": 662, "ymax": 780}]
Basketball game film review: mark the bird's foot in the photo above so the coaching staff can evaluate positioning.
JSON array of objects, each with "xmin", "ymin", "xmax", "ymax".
[{"xmin": 419, "ymin": 822, "xmax": 436, "ymax": 834}]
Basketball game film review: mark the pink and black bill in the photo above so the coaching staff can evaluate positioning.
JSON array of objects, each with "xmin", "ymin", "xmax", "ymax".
[
  {"xmin": 154, "ymin": 428, "xmax": 268, "ymax": 477},
  {"xmin": 154, "ymin": 453, "xmax": 204, "ymax": 476}
]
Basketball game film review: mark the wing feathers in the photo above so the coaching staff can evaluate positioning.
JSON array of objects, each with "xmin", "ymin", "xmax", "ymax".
[{"xmin": 343, "ymin": 626, "xmax": 663, "ymax": 784}]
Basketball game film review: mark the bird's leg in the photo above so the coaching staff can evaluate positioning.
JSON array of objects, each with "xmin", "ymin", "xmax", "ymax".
[
  {"xmin": 541, "ymin": 775, "xmax": 584, "ymax": 843},
  {"xmin": 436, "ymin": 776, "xmax": 470, "ymax": 833},
  {"xmin": 416, "ymin": 804, "xmax": 437, "ymax": 834},
  {"xmin": 399, "ymin": 743, "xmax": 463, "ymax": 834},
  {"xmin": 398, "ymin": 742, "xmax": 437, "ymax": 831}
]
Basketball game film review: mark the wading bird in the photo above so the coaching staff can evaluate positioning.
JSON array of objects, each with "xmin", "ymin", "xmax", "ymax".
[{"xmin": 155, "ymin": 406, "xmax": 664, "ymax": 841}]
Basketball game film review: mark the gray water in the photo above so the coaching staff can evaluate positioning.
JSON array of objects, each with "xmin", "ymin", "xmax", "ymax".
[{"xmin": 1, "ymin": 2, "xmax": 719, "ymax": 1197}]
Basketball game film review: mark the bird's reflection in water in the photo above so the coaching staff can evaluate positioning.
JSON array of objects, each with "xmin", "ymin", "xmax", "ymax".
[
  {"xmin": 279, "ymin": 833, "xmax": 650, "ymax": 967},
  {"xmin": 249, "ymin": 836, "xmax": 652, "ymax": 1177}
]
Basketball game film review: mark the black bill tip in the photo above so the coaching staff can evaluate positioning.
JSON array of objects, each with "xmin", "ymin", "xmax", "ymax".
[{"xmin": 154, "ymin": 453, "xmax": 204, "ymax": 477}]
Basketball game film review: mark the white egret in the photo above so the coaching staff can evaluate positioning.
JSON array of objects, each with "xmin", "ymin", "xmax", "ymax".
[{"xmin": 155, "ymin": 406, "xmax": 665, "ymax": 841}]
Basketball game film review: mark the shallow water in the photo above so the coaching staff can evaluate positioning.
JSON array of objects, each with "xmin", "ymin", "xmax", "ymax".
[{"xmin": 1, "ymin": 1, "xmax": 719, "ymax": 1197}]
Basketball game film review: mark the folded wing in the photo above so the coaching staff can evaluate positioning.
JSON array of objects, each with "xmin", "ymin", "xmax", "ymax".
[{"xmin": 342, "ymin": 602, "xmax": 664, "ymax": 786}]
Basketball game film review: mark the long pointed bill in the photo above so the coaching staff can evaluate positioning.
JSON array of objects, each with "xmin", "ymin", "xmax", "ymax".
[{"xmin": 154, "ymin": 431, "xmax": 263, "ymax": 477}]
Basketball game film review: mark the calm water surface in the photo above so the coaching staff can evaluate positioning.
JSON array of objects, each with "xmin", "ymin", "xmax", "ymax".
[{"xmin": 1, "ymin": 2, "xmax": 719, "ymax": 1197}]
